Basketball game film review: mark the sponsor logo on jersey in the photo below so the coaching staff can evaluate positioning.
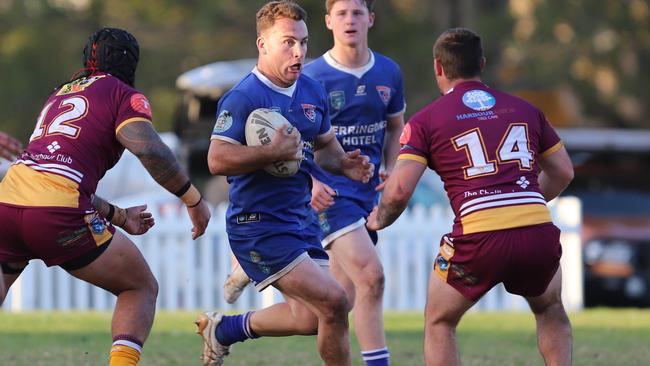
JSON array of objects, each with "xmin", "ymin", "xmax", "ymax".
[
  {"xmin": 56, "ymin": 75, "xmax": 106, "ymax": 96},
  {"xmin": 237, "ymin": 213, "xmax": 261, "ymax": 224},
  {"xmin": 249, "ymin": 251, "xmax": 262, "ymax": 263},
  {"xmin": 451, "ymin": 264, "xmax": 479, "ymax": 286},
  {"xmin": 56, "ymin": 227, "xmax": 90, "ymax": 247},
  {"xmin": 355, "ymin": 85, "xmax": 366, "ymax": 96},
  {"xmin": 84, "ymin": 213, "xmax": 106, "ymax": 235},
  {"xmin": 318, "ymin": 212, "xmax": 331, "ymax": 234},
  {"xmin": 376, "ymin": 86, "xmax": 391, "ymax": 105},
  {"xmin": 213, "ymin": 110, "xmax": 233, "ymax": 133},
  {"xmin": 301, "ymin": 104, "xmax": 316, "ymax": 122},
  {"xmin": 436, "ymin": 256, "xmax": 449, "ymax": 271},
  {"xmin": 47, "ymin": 141, "xmax": 61, "ymax": 153},
  {"xmin": 516, "ymin": 176, "xmax": 530, "ymax": 189},
  {"xmin": 130, "ymin": 94, "xmax": 152, "ymax": 117},
  {"xmin": 462, "ymin": 89, "xmax": 496, "ymax": 111},
  {"xmin": 329, "ymin": 91, "xmax": 345, "ymax": 111}
]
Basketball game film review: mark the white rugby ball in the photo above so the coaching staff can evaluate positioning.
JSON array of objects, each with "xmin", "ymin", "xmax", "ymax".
[{"xmin": 245, "ymin": 108, "xmax": 302, "ymax": 177}]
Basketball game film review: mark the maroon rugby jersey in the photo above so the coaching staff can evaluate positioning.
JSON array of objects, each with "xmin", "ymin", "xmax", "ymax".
[
  {"xmin": 0, "ymin": 73, "xmax": 152, "ymax": 211},
  {"xmin": 399, "ymin": 81, "xmax": 562, "ymax": 236}
]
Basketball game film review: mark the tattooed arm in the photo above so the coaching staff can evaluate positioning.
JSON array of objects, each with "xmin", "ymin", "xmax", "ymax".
[
  {"xmin": 116, "ymin": 121, "xmax": 210, "ymax": 239},
  {"xmin": 366, "ymin": 159, "xmax": 426, "ymax": 231}
]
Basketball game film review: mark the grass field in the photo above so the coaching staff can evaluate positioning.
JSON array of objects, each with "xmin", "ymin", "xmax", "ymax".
[{"xmin": 1, "ymin": 309, "xmax": 649, "ymax": 365}]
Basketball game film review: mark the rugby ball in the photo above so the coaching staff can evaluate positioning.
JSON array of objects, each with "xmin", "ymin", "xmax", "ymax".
[{"xmin": 245, "ymin": 108, "xmax": 302, "ymax": 177}]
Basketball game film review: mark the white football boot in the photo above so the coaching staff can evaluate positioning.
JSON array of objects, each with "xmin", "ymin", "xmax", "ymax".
[
  {"xmin": 223, "ymin": 263, "xmax": 251, "ymax": 304},
  {"xmin": 195, "ymin": 312, "xmax": 230, "ymax": 366}
]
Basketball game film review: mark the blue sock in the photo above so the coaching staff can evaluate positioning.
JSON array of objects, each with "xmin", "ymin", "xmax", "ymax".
[
  {"xmin": 215, "ymin": 311, "xmax": 259, "ymax": 346},
  {"xmin": 362, "ymin": 347, "xmax": 390, "ymax": 366}
]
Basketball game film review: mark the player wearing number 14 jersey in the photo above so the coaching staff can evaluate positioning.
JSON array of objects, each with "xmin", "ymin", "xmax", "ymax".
[{"xmin": 367, "ymin": 28, "xmax": 573, "ymax": 365}]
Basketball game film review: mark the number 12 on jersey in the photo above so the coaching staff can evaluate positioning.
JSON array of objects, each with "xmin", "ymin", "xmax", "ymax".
[
  {"xmin": 452, "ymin": 123, "xmax": 533, "ymax": 179},
  {"xmin": 30, "ymin": 96, "xmax": 88, "ymax": 142}
]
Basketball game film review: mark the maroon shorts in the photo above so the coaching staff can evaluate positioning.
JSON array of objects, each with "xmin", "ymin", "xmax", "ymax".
[
  {"xmin": 434, "ymin": 223, "xmax": 562, "ymax": 301},
  {"xmin": 0, "ymin": 203, "xmax": 115, "ymax": 267}
]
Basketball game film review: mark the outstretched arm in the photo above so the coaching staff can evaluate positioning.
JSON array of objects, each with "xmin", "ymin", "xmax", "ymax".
[
  {"xmin": 116, "ymin": 121, "xmax": 210, "ymax": 239},
  {"xmin": 366, "ymin": 159, "xmax": 426, "ymax": 231}
]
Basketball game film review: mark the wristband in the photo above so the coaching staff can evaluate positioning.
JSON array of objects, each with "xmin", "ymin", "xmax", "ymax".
[
  {"xmin": 180, "ymin": 184, "xmax": 201, "ymax": 207},
  {"xmin": 111, "ymin": 207, "xmax": 127, "ymax": 228},
  {"xmin": 174, "ymin": 180, "xmax": 192, "ymax": 197},
  {"xmin": 188, "ymin": 195, "xmax": 203, "ymax": 208},
  {"xmin": 106, "ymin": 204, "xmax": 116, "ymax": 221}
]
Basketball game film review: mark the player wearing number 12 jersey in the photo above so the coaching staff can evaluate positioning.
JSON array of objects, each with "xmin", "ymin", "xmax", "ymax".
[
  {"xmin": 0, "ymin": 27, "xmax": 210, "ymax": 366},
  {"xmin": 367, "ymin": 28, "xmax": 573, "ymax": 365}
]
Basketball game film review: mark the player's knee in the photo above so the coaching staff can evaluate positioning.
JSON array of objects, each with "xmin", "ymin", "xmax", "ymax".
[
  {"xmin": 321, "ymin": 287, "xmax": 349, "ymax": 323},
  {"xmin": 357, "ymin": 263, "xmax": 385, "ymax": 299},
  {"xmin": 425, "ymin": 303, "xmax": 462, "ymax": 328},
  {"xmin": 367, "ymin": 267, "xmax": 385, "ymax": 297}
]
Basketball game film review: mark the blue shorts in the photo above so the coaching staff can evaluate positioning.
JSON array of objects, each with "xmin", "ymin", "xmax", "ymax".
[
  {"xmin": 228, "ymin": 229, "xmax": 329, "ymax": 291},
  {"xmin": 318, "ymin": 198, "xmax": 377, "ymax": 248}
]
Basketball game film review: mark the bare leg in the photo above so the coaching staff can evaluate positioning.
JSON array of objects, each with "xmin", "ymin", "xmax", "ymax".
[
  {"xmin": 328, "ymin": 227, "xmax": 387, "ymax": 350},
  {"xmin": 424, "ymin": 271, "xmax": 475, "ymax": 366},
  {"xmin": 68, "ymin": 231, "xmax": 158, "ymax": 342},
  {"xmin": 525, "ymin": 267, "xmax": 572, "ymax": 366},
  {"xmin": 250, "ymin": 258, "xmax": 351, "ymax": 366}
]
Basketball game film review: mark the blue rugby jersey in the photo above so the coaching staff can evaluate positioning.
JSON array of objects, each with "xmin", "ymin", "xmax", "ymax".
[
  {"xmin": 303, "ymin": 51, "xmax": 405, "ymax": 212},
  {"xmin": 211, "ymin": 68, "xmax": 331, "ymax": 234}
]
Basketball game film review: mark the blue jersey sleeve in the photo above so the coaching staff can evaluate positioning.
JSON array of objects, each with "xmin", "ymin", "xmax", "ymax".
[
  {"xmin": 211, "ymin": 90, "xmax": 252, "ymax": 145},
  {"xmin": 387, "ymin": 65, "xmax": 406, "ymax": 117}
]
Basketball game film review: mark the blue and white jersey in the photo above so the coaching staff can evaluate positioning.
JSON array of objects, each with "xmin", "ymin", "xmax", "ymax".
[
  {"xmin": 303, "ymin": 50, "xmax": 406, "ymax": 211},
  {"xmin": 211, "ymin": 67, "xmax": 331, "ymax": 234}
]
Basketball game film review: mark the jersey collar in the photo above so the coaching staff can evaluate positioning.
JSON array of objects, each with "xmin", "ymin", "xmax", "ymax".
[
  {"xmin": 323, "ymin": 50, "xmax": 375, "ymax": 79},
  {"xmin": 448, "ymin": 80, "xmax": 487, "ymax": 94},
  {"xmin": 252, "ymin": 67, "xmax": 296, "ymax": 98}
]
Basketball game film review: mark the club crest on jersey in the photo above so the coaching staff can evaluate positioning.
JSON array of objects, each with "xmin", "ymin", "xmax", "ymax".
[
  {"xmin": 56, "ymin": 75, "xmax": 106, "ymax": 96},
  {"xmin": 301, "ymin": 104, "xmax": 316, "ymax": 122},
  {"xmin": 213, "ymin": 110, "xmax": 233, "ymax": 133},
  {"xmin": 462, "ymin": 90, "xmax": 496, "ymax": 111},
  {"xmin": 376, "ymin": 86, "xmax": 391, "ymax": 106},
  {"xmin": 84, "ymin": 213, "xmax": 106, "ymax": 235},
  {"xmin": 329, "ymin": 91, "xmax": 345, "ymax": 111}
]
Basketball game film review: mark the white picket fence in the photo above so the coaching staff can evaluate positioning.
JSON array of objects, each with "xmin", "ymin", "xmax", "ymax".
[{"xmin": 2, "ymin": 197, "xmax": 583, "ymax": 313}]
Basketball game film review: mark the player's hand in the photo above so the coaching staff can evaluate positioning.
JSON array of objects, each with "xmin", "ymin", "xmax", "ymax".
[
  {"xmin": 365, "ymin": 206, "xmax": 382, "ymax": 231},
  {"xmin": 122, "ymin": 204, "xmax": 155, "ymax": 235},
  {"xmin": 270, "ymin": 124, "xmax": 303, "ymax": 162},
  {"xmin": 341, "ymin": 149, "xmax": 374, "ymax": 183},
  {"xmin": 310, "ymin": 177, "xmax": 336, "ymax": 213},
  {"xmin": 375, "ymin": 169, "xmax": 391, "ymax": 191},
  {"xmin": 0, "ymin": 131, "xmax": 22, "ymax": 161},
  {"xmin": 186, "ymin": 198, "xmax": 211, "ymax": 240}
]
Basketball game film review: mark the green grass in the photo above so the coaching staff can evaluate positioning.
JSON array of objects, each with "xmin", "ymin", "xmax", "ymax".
[{"xmin": 1, "ymin": 309, "xmax": 649, "ymax": 365}]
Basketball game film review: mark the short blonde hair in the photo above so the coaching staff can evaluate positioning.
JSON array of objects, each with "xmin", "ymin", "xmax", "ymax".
[
  {"xmin": 256, "ymin": 1, "xmax": 307, "ymax": 36},
  {"xmin": 325, "ymin": 0, "xmax": 374, "ymax": 14}
]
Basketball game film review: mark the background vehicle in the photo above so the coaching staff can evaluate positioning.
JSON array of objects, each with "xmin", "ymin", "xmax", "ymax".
[{"xmin": 559, "ymin": 128, "xmax": 650, "ymax": 307}]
